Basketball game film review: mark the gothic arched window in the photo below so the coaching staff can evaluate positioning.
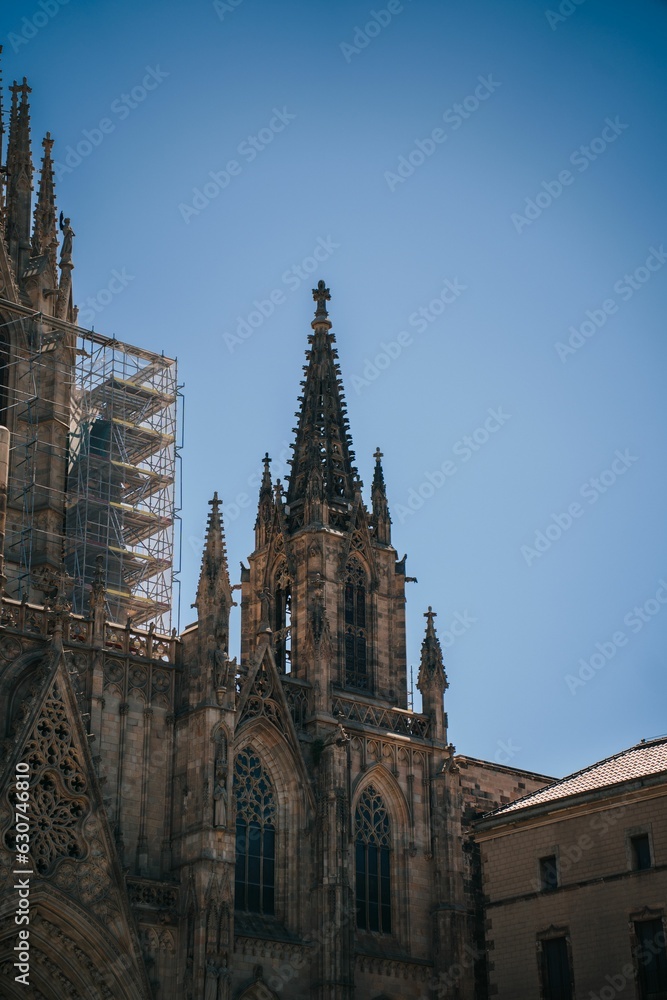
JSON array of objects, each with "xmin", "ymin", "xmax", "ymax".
[
  {"xmin": 274, "ymin": 561, "xmax": 292, "ymax": 674},
  {"xmin": 233, "ymin": 748, "xmax": 276, "ymax": 915},
  {"xmin": 345, "ymin": 559, "xmax": 367, "ymax": 690},
  {"xmin": 355, "ymin": 785, "xmax": 391, "ymax": 933}
]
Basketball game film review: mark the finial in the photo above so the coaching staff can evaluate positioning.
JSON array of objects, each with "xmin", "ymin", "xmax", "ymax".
[
  {"xmin": 312, "ymin": 279, "xmax": 331, "ymax": 318},
  {"xmin": 209, "ymin": 491, "xmax": 221, "ymax": 508},
  {"xmin": 424, "ymin": 606, "xmax": 437, "ymax": 621},
  {"xmin": 373, "ymin": 447, "xmax": 384, "ymax": 463}
]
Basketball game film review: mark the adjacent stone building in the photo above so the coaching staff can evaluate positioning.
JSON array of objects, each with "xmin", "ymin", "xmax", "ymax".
[{"xmin": 475, "ymin": 737, "xmax": 667, "ymax": 999}]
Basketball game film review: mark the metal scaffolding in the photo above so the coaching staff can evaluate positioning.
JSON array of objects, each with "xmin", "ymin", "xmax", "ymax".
[{"xmin": 66, "ymin": 334, "xmax": 178, "ymax": 629}]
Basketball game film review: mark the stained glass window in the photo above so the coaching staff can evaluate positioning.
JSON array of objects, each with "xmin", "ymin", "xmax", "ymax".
[
  {"xmin": 234, "ymin": 749, "xmax": 276, "ymax": 915},
  {"xmin": 355, "ymin": 785, "xmax": 391, "ymax": 933}
]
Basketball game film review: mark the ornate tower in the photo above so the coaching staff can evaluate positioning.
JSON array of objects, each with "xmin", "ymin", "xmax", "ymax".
[
  {"xmin": 240, "ymin": 280, "xmax": 409, "ymax": 710},
  {"xmin": 0, "ymin": 63, "xmax": 78, "ymax": 602}
]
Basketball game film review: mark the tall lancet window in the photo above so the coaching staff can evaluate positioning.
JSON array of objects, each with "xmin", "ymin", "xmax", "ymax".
[
  {"xmin": 234, "ymin": 749, "xmax": 276, "ymax": 915},
  {"xmin": 355, "ymin": 785, "xmax": 391, "ymax": 933},
  {"xmin": 274, "ymin": 561, "xmax": 292, "ymax": 673},
  {"xmin": 344, "ymin": 558, "xmax": 367, "ymax": 689}
]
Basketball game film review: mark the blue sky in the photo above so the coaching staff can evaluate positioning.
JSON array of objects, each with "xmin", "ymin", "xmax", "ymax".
[{"xmin": 3, "ymin": 0, "xmax": 666, "ymax": 776}]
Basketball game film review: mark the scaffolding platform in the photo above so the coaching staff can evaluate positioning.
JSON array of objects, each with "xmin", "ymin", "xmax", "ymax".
[{"xmin": 66, "ymin": 333, "xmax": 178, "ymax": 629}]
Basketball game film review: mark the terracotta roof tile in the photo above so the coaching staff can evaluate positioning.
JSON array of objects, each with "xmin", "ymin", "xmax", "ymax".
[{"xmin": 488, "ymin": 736, "xmax": 667, "ymax": 818}]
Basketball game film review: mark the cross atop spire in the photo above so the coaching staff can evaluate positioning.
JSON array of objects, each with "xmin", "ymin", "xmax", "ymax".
[{"xmin": 312, "ymin": 279, "xmax": 331, "ymax": 320}]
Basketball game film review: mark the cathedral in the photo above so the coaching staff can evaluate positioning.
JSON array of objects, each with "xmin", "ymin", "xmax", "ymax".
[{"xmin": 0, "ymin": 63, "xmax": 552, "ymax": 1000}]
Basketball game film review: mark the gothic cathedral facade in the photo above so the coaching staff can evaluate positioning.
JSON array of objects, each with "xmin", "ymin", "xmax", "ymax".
[{"xmin": 0, "ymin": 64, "xmax": 549, "ymax": 1000}]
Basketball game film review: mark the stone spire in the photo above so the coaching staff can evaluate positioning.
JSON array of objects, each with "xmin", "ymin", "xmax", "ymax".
[
  {"xmin": 417, "ymin": 607, "xmax": 448, "ymax": 741},
  {"xmin": 285, "ymin": 280, "xmax": 359, "ymax": 531},
  {"xmin": 370, "ymin": 446, "xmax": 391, "ymax": 545},
  {"xmin": 32, "ymin": 132, "xmax": 58, "ymax": 273},
  {"xmin": 194, "ymin": 493, "xmax": 233, "ymax": 646},
  {"xmin": 5, "ymin": 78, "xmax": 33, "ymax": 280},
  {"xmin": 254, "ymin": 452, "xmax": 273, "ymax": 548}
]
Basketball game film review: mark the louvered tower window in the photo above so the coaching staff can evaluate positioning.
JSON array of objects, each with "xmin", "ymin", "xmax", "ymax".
[
  {"xmin": 344, "ymin": 558, "xmax": 367, "ymax": 689},
  {"xmin": 355, "ymin": 785, "xmax": 391, "ymax": 933},
  {"xmin": 234, "ymin": 749, "xmax": 276, "ymax": 915},
  {"xmin": 274, "ymin": 561, "xmax": 292, "ymax": 674}
]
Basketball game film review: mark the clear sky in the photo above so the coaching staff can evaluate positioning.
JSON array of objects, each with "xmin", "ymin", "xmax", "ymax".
[{"xmin": 3, "ymin": 0, "xmax": 666, "ymax": 777}]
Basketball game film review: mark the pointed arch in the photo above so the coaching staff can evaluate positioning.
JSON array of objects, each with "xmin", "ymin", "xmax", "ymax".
[
  {"xmin": 0, "ymin": 647, "xmax": 50, "ymax": 739},
  {"xmin": 354, "ymin": 783, "xmax": 392, "ymax": 933},
  {"xmin": 352, "ymin": 763, "xmax": 411, "ymax": 836},
  {"xmin": 351, "ymin": 764, "xmax": 412, "ymax": 944},
  {"xmin": 0, "ymin": 884, "xmax": 150, "ymax": 999},
  {"xmin": 233, "ymin": 745, "xmax": 276, "ymax": 915},
  {"xmin": 232, "ymin": 717, "xmax": 313, "ymax": 931}
]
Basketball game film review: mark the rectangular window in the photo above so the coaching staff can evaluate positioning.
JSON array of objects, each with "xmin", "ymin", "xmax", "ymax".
[
  {"xmin": 632, "ymin": 833, "xmax": 652, "ymax": 871},
  {"xmin": 540, "ymin": 855, "xmax": 559, "ymax": 892},
  {"xmin": 541, "ymin": 937, "xmax": 573, "ymax": 1000},
  {"xmin": 635, "ymin": 919, "xmax": 667, "ymax": 999}
]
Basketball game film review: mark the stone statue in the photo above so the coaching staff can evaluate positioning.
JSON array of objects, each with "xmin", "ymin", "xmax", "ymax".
[
  {"xmin": 213, "ymin": 782, "xmax": 227, "ymax": 827},
  {"xmin": 59, "ymin": 214, "xmax": 74, "ymax": 262},
  {"xmin": 213, "ymin": 757, "xmax": 228, "ymax": 827}
]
